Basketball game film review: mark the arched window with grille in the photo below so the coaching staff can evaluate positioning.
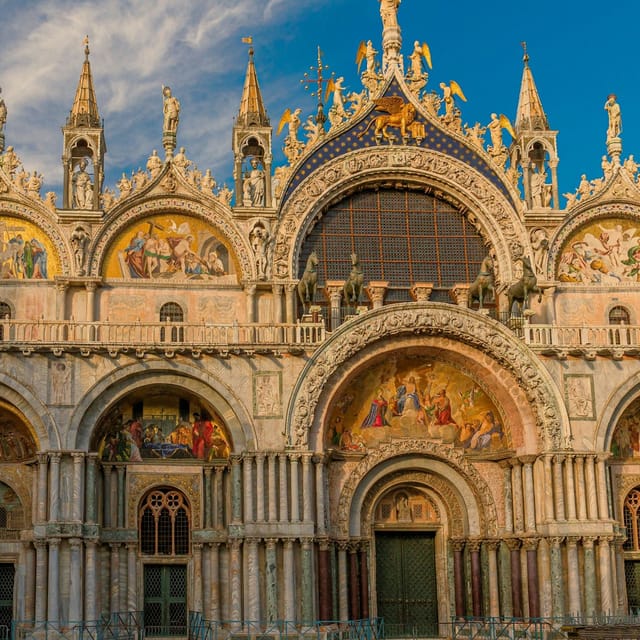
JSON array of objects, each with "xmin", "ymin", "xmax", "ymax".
[
  {"xmin": 0, "ymin": 302, "xmax": 11, "ymax": 341},
  {"xmin": 139, "ymin": 488, "xmax": 190, "ymax": 556},
  {"xmin": 159, "ymin": 302, "xmax": 184, "ymax": 343},
  {"xmin": 609, "ymin": 306, "xmax": 632, "ymax": 346},
  {"xmin": 623, "ymin": 486, "xmax": 640, "ymax": 610}
]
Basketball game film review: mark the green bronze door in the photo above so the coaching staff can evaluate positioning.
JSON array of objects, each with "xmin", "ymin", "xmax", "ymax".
[
  {"xmin": 375, "ymin": 532, "xmax": 438, "ymax": 637},
  {"xmin": 143, "ymin": 565, "xmax": 187, "ymax": 636}
]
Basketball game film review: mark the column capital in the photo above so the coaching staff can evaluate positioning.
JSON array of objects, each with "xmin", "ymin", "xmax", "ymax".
[
  {"xmin": 519, "ymin": 455, "xmax": 537, "ymax": 466},
  {"xmin": 33, "ymin": 539, "xmax": 48, "ymax": 550},
  {"xmin": 264, "ymin": 538, "xmax": 279, "ymax": 549},
  {"xmin": 522, "ymin": 537, "xmax": 540, "ymax": 551},
  {"xmin": 482, "ymin": 539, "xmax": 501, "ymax": 552},
  {"xmin": 581, "ymin": 536, "xmax": 597, "ymax": 549},
  {"xmin": 466, "ymin": 538, "xmax": 483, "ymax": 553},
  {"xmin": 69, "ymin": 538, "xmax": 83, "ymax": 550},
  {"xmin": 272, "ymin": 283, "xmax": 284, "ymax": 296},
  {"xmin": 410, "ymin": 282, "xmax": 434, "ymax": 302},
  {"xmin": 596, "ymin": 452, "xmax": 611, "ymax": 463},
  {"xmin": 365, "ymin": 281, "xmax": 389, "ymax": 306},
  {"xmin": 565, "ymin": 536, "xmax": 581, "ymax": 547},
  {"xmin": 228, "ymin": 538, "xmax": 243, "ymax": 551},
  {"xmin": 598, "ymin": 535, "xmax": 614, "ymax": 545},
  {"xmin": 336, "ymin": 539, "xmax": 350, "ymax": 553},
  {"xmin": 37, "ymin": 452, "xmax": 49, "ymax": 464},
  {"xmin": 449, "ymin": 283, "xmax": 470, "ymax": 307},
  {"xmin": 300, "ymin": 537, "xmax": 314, "ymax": 548},
  {"xmin": 450, "ymin": 538, "xmax": 466, "ymax": 552},
  {"xmin": 245, "ymin": 538, "xmax": 260, "ymax": 547},
  {"xmin": 505, "ymin": 537, "xmax": 522, "ymax": 552},
  {"xmin": 192, "ymin": 542, "xmax": 204, "ymax": 552},
  {"xmin": 49, "ymin": 452, "xmax": 62, "ymax": 463},
  {"xmin": 71, "ymin": 451, "xmax": 85, "ymax": 461},
  {"xmin": 48, "ymin": 537, "xmax": 62, "ymax": 548},
  {"xmin": 317, "ymin": 537, "xmax": 331, "ymax": 552},
  {"xmin": 548, "ymin": 536, "xmax": 565, "ymax": 548},
  {"xmin": 552, "ymin": 454, "xmax": 565, "ymax": 465}
]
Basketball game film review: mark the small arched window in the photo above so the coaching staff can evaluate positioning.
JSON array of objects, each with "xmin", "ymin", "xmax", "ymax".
[
  {"xmin": 623, "ymin": 487, "xmax": 640, "ymax": 550},
  {"xmin": 159, "ymin": 303, "xmax": 184, "ymax": 342},
  {"xmin": 139, "ymin": 488, "xmax": 190, "ymax": 556},
  {"xmin": 610, "ymin": 306, "xmax": 631, "ymax": 325},
  {"xmin": 0, "ymin": 302, "xmax": 10, "ymax": 341}
]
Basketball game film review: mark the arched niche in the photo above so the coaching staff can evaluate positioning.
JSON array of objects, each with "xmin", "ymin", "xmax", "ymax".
[
  {"xmin": 0, "ymin": 400, "xmax": 38, "ymax": 462},
  {"xmin": 71, "ymin": 361, "xmax": 255, "ymax": 453}
]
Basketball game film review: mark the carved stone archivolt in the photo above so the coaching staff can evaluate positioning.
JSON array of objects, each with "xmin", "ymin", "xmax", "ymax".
[
  {"xmin": 89, "ymin": 197, "xmax": 255, "ymax": 280},
  {"xmin": 336, "ymin": 441, "xmax": 497, "ymax": 538},
  {"xmin": 273, "ymin": 146, "xmax": 524, "ymax": 284},
  {"xmin": 287, "ymin": 303, "xmax": 565, "ymax": 450}
]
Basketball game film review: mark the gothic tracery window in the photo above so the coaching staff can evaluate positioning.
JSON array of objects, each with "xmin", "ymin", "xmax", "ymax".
[
  {"xmin": 624, "ymin": 487, "xmax": 640, "ymax": 551},
  {"xmin": 139, "ymin": 488, "xmax": 190, "ymax": 555}
]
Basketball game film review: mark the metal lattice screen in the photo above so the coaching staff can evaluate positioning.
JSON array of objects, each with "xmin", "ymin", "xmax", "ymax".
[
  {"xmin": 299, "ymin": 188, "xmax": 487, "ymax": 304},
  {"xmin": 0, "ymin": 564, "xmax": 14, "ymax": 634},
  {"xmin": 144, "ymin": 565, "xmax": 187, "ymax": 636}
]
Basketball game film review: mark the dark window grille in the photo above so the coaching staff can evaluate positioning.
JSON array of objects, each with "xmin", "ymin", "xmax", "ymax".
[
  {"xmin": 624, "ymin": 487, "xmax": 640, "ymax": 551},
  {"xmin": 610, "ymin": 306, "xmax": 631, "ymax": 325},
  {"xmin": 139, "ymin": 489, "xmax": 190, "ymax": 556},
  {"xmin": 0, "ymin": 508, "xmax": 5, "ymax": 529},
  {"xmin": 159, "ymin": 303, "xmax": 184, "ymax": 342}
]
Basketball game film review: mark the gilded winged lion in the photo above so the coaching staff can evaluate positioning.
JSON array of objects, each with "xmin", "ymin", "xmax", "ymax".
[{"xmin": 358, "ymin": 96, "xmax": 416, "ymax": 141}]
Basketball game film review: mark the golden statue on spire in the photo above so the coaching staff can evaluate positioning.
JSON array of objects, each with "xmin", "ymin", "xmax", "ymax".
[{"xmin": 379, "ymin": 0, "xmax": 401, "ymax": 29}]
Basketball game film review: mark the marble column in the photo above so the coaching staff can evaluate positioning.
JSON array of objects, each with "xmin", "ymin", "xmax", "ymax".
[
  {"xmin": 230, "ymin": 457, "xmax": 242, "ymax": 525},
  {"xmin": 507, "ymin": 539, "xmax": 523, "ymax": 618},
  {"xmin": 23, "ymin": 542, "xmax": 35, "ymax": 622},
  {"xmin": 585, "ymin": 456, "xmax": 598, "ymax": 520},
  {"xmin": 193, "ymin": 543, "xmax": 204, "ymax": 614},
  {"xmin": 318, "ymin": 539, "xmax": 333, "ymax": 621},
  {"xmin": 204, "ymin": 468, "xmax": 213, "ymax": 528},
  {"xmin": 229, "ymin": 539, "xmax": 243, "ymax": 625},
  {"xmin": 549, "ymin": 537, "xmax": 565, "ymax": 618},
  {"xmin": 268, "ymin": 454, "xmax": 278, "ymax": 523},
  {"xmin": 536, "ymin": 540, "xmax": 551, "ymax": 618},
  {"xmin": 512, "ymin": 462, "xmax": 524, "ymax": 533},
  {"xmin": 566, "ymin": 537, "xmax": 581, "ymax": 615},
  {"xmin": 265, "ymin": 539, "xmax": 278, "ymax": 623},
  {"xmin": 552, "ymin": 455, "xmax": 566, "ymax": 521},
  {"xmin": 582, "ymin": 537, "xmax": 597, "ymax": 616},
  {"xmin": 301, "ymin": 538, "xmax": 314, "ymax": 622},
  {"xmin": 575, "ymin": 456, "xmax": 587, "ymax": 521},
  {"xmin": 272, "ymin": 284, "xmax": 284, "ymax": 325},
  {"xmin": 255, "ymin": 454, "xmax": 265, "ymax": 522},
  {"xmin": 302, "ymin": 454, "xmax": 314, "ymax": 523},
  {"xmin": 109, "ymin": 544, "xmax": 120, "ymax": 615},
  {"xmin": 485, "ymin": 541, "xmax": 500, "ymax": 618},
  {"xmin": 337, "ymin": 542, "xmax": 349, "ymax": 622},
  {"xmin": 214, "ymin": 467, "xmax": 225, "ymax": 529},
  {"xmin": 290, "ymin": 455, "xmax": 301, "ymax": 523},
  {"xmin": 279, "ymin": 454, "xmax": 289, "ymax": 522},
  {"xmin": 614, "ymin": 538, "xmax": 628, "ymax": 614},
  {"xmin": 501, "ymin": 462, "xmax": 514, "ymax": 534},
  {"xmin": 116, "ymin": 465, "xmax": 126, "ymax": 528},
  {"xmin": 85, "ymin": 281, "xmax": 97, "ymax": 322},
  {"xmin": 71, "ymin": 453, "xmax": 85, "ymax": 522},
  {"xmin": 85, "ymin": 540, "xmax": 98, "ymax": 622},
  {"xmin": 521, "ymin": 457, "xmax": 536, "ymax": 532},
  {"xmin": 245, "ymin": 284, "xmax": 256, "ymax": 324},
  {"xmin": 543, "ymin": 455, "xmax": 554, "ymax": 523},
  {"xmin": 285, "ymin": 283, "xmax": 296, "ymax": 325},
  {"xmin": 359, "ymin": 542, "xmax": 370, "ymax": 619},
  {"xmin": 451, "ymin": 540, "xmax": 466, "ymax": 617},
  {"xmin": 348, "ymin": 544, "xmax": 360, "ymax": 620},
  {"xmin": 283, "ymin": 540, "xmax": 296, "ymax": 621},
  {"xmin": 523, "ymin": 538, "xmax": 540, "ymax": 618},
  {"xmin": 210, "ymin": 544, "xmax": 221, "ymax": 621},
  {"xmin": 598, "ymin": 536, "xmax": 613, "ymax": 613},
  {"xmin": 85, "ymin": 454, "xmax": 98, "ymax": 524},
  {"xmin": 243, "ymin": 455, "xmax": 254, "ymax": 523},
  {"xmin": 246, "ymin": 539, "xmax": 260, "ymax": 621},
  {"xmin": 314, "ymin": 456, "xmax": 326, "ymax": 534},
  {"xmin": 564, "ymin": 455, "xmax": 577, "ymax": 520},
  {"xmin": 596, "ymin": 455, "xmax": 610, "ymax": 520},
  {"xmin": 34, "ymin": 540, "xmax": 48, "ymax": 623},
  {"xmin": 49, "ymin": 453, "xmax": 61, "ymax": 523},
  {"xmin": 47, "ymin": 538, "xmax": 60, "ymax": 623},
  {"xmin": 69, "ymin": 539, "xmax": 83, "ymax": 622},
  {"xmin": 324, "ymin": 283, "xmax": 344, "ymax": 331},
  {"xmin": 468, "ymin": 540, "xmax": 483, "ymax": 617}
]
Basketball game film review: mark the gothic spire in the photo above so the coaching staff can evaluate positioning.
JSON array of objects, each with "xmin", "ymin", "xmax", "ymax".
[
  {"xmin": 514, "ymin": 43, "xmax": 549, "ymax": 133},
  {"xmin": 68, "ymin": 36, "xmax": 101, "ymax": 128},
  {"xmin": 237, "ymin": 43, "xmax": 269, "ymax": 127}
]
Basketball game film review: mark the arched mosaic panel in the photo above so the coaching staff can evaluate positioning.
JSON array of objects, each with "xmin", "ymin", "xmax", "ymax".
[
  {"xmin": 557, "ymin": 217, "xmax": 640, "ymax": 284},
  {"xmin": 327, "ymin": 352, "xmax": 509, "ymax": 454},
  {"xmin": 611, "ymin": 396, "xmax": 640, "ymax": 460},
  {"xmin": 0, "ymin": 401, "xmax": 38, "ymax": 461},
  {"xmin": 0, "ymin": 216, "xmax": 61, "ymax": 279},
  {"xmin": 102, "ymin": 214, "xmax": 238, "ymax": 282}
]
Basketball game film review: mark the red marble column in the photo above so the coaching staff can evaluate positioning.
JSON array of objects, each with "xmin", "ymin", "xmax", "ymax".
[
  {"xmin": 524, "ymin": 539, "xmax": 540, "ymax": 618},
  {"xmin": 451, "ymin": 539, "xmax": 466, "ymax": 617},
  {"xmin": 317, "ymin": 540, "xmax": 333, "ymax": 621},
  {"xmin": 359, "ymin": 542, "xmax": 370, "ymax": 619},
  {"xmin": 469, "ymin": 540, "xmax": 483, "ymax": 617},
  {"xmin": 507, "ymin": 539, "xmax": 523, "ymax": 618},
  {"xmin": 349, "ymin": 544, "xmax": 361, "ymax": 620}
]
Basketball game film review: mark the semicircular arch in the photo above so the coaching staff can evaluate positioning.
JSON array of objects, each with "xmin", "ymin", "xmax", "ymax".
[
  {"xmin": 70, "ymin": 360, "xmax": 255, "ymax": 452},
  {"xmin": 287, "ymin": 303, "xmax": 566, "ymax": 450},
  {"xmin": 273, "ymin": 146, "xmax": 526, "ymax": 285},
  {"xmin": 593, "ymin": 373, "xmax": 640, "ymax": 452},
  {"xmin": 88, "ymin": 196, "xmax": 254, "ymax": 280}
]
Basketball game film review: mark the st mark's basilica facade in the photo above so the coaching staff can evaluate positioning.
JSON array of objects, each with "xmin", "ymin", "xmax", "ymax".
[{"xmin": 2, "ymin": 1, "xmax": 640, "ymax": 638}]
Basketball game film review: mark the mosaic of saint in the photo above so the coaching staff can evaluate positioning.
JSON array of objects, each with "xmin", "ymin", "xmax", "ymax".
[
  {"xmin": 103, "ymin": 214, "xmax": 237, "ymax": 281},
  {"xmin": 96, "ymin": 407, "xmax": 231, "ymax": 462},
  {"xmin": 611, "ymin": 397, "xmax": 640, "ymax": 459},
  {"xmin": 557, "ymin": 218, "xmax": 640, "ymax": 283},
  {"xmin": 0, "ymin": 482, "xmax": 23, "ymax": 528},
  {"xmin": 0, "ymin": 217, "xmax": 60, "ymax": 279},
  {"xmin": 0, "ymin": 405, "xmax": 37, "ymax": 461},
  {"xmin": 327, "ymin": 355, "xmax": 508, "ymax": 453}
]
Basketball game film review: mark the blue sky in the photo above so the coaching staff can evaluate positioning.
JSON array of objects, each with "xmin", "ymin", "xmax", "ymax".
[{"xmin": 1, "ymin": 0, "xmax": 639, "ymax": 204}]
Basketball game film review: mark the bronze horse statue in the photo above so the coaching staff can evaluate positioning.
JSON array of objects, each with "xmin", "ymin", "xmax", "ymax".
[
  {"xmin": 507, "ymin": 256, "xmax": 542, "ymax": 315},
  {"xmin": 469, "ymin": 256, "xmax": 494, "ymax": 309},
  {"xmin": 297, "ymin": 251, "xmax": 318, "ymax": 309},
  {"xmin": 343, "ymin": 253, "xmax": 364, "ymax": 306}
]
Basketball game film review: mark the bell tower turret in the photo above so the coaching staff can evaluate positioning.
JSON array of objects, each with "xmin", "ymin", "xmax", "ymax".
[
  {"xmin": 232, "ymin": 41, "xmax": 273, "ymax": 209},
  {"xmin": 62, "ymin": 36, "xmax": 106, "ymax": 211},
  {"xmin": 510, "ymin": 44, "xmax": 559, "ymax": 210}
]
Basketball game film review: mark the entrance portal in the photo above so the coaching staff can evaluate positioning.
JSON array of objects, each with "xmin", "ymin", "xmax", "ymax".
[
  {"xmin": 0, "ymin": 564, "xmax": 14, "ymax": 640},
  {"xmin": 143, "ymin": 564, "xmax": 187, "ymax": 636},
  {"xmin": 375, "ymin": 532, "xmax": 438, "ymax": 637}
]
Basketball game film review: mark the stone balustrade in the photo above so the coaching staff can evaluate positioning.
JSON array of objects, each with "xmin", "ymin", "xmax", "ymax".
[{"xmin": 523, "ymin": 324, "xmax": 640, "ymax": 350}]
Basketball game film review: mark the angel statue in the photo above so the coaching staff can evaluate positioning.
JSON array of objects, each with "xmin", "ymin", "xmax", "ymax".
[
  {"xmin": 0, "ymin": 87, "xmax": 7, "ymax": 134},
  {"xmin": 379, "ymin": 0, "xmax": 401, "ymax": 30},
  {"xmin": 409, "ymin": 41, "xmax": 432, "ymax": 78},
  {"xmin": 278, "ymin": 108, "xmax": 304, "ymax": 163},
  {"xmin": 486, "ymin": 113, "xmax": 515, "ymax": 153},
  {"xmin": 439, "ymin": 81, "xmax": 466, "ymax": 120},
  {"xmin": 325, "ymin": 77, "xmax": 347, "ymax": 119},
  {"xmin": 356, "ymin": 40, "xmax": 378, "ymax": 75}
]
